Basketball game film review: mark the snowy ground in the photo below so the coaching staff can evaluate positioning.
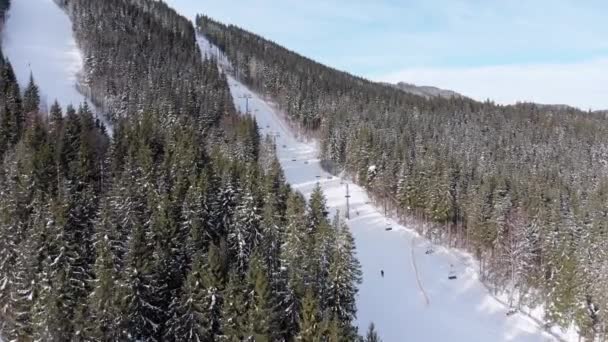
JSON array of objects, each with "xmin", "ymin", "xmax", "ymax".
[
  {"xmin": 2, "ymin": 0, "xmax": 111, "ymax": 135},
  {"xmin": 196, "ymin": 36, "xmax": 575, "ymax": 341}
]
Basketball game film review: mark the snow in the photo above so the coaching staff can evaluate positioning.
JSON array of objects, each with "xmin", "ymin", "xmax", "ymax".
[
  {"xmin": 2, "ymin": 0, "xmax": 112, "ymax": 133},
  {"xmin": 3, "ymin": 0, "xmax": 86, "ymax": 109},
  {"xmin": 195, "ymin": 35, "xmax": 576, "ymax": 341}
]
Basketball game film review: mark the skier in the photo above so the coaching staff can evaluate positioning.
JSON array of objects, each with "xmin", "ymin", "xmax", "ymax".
[{"xmin": 380, "ymin": 269, "xmax": 384, "ymax": 277}]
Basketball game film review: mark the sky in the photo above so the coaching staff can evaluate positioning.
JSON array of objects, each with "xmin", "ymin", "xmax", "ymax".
[{"xmin": 165, "ymin": 0, "xmax": 608, "ymax": 110}]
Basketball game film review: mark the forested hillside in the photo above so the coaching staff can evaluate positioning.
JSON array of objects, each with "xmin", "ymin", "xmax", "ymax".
[
  {"xmin": 198, "ymin": 15, "xmax": 608, "ymax": 340},
  {"xmin": 0, "ymin": 1, "xmax": 363, "ymax": 341}
]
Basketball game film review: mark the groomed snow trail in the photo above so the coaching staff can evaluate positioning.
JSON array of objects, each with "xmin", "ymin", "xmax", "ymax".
[
  {"xmin": 198, "ymin": 38, "xmax": 574, "ymax": 342},
  {"xmin": 410, "ymin": 237, "xmax": 430, "ymax": 307},
  {"xmin": 3, "ymin": 0, "xmax": 85, "ymax": 109},
  {"xmin": 2, "ymin": 0, "xmax": 112, "ymax": 134}
]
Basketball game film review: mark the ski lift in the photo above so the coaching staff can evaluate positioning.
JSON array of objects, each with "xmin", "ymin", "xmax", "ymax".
[
  {"xmin": 448, "ymin": 264, "xmax": 457, "ymax": 280},
  {"xmin": 385, "ymin": 220, "xmax": 392, "ymax": 231}
]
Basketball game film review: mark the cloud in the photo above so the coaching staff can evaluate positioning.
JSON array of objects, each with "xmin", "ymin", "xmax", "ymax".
[{"xmin": 376, "ymin": 58, "xmax": 608, "ymax": 110}]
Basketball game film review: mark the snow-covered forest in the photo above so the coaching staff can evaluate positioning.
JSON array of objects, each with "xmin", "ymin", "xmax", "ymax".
[
  {"xmin": 0, "ymin": 0, "xmax": 363, "ymax": 341},
  {"xmin": 0, "ymin": 0, "xmax": 607, "ymax": 340}
]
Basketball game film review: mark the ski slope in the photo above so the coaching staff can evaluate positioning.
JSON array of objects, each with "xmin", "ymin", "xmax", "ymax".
[
  {"xmin": 195, "ymin": 35, "xmax": 575, "ymax": 341},
  {"xmin": 2, "ymin": 0, "xmax": 110, "ymax": 133}
]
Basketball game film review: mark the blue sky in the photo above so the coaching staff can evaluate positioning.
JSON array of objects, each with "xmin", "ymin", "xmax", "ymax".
[{"xmin": 166, "ymin": 0, "xmax": 608, "ymax": 109}]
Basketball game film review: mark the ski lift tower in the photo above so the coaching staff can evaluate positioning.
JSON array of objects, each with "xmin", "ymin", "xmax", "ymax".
[
  {"xmin": 345, "ymin": 183, "xmax": 351, "ymax": 219},
  {"xmin": 239, "ymin": 94, "xmax": 252, "ymax": 114}
]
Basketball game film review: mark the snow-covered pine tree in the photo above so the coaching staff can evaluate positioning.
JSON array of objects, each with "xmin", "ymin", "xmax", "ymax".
[
  {"xmin": 229, "ymin": 187, "xmax": 261, "ymax": 275},
  {"xmin": 296, "ymin": 289, "xmax": 323, "ymax": 342},
  {"xmin": 88, "ymin": 198, "xmax": 123, "ymax": 340},
  {"xmin": 326, "ymin": 215, "xmax": 362, "ymax": 339},
  {"xmin": 219, "ymin": 270, "xmax": 247, "ymax": 342},
  {"xmin": 118, "ymin": 218, "xmax": 162, "ymax": 340},
  {"xmin": 165, "ymin": 244, "xmax": 225, "ymax": 342},
  {"xmin": 281, "ymin": 192, "xmax": 308, "ymax": 295},
  {"xmin": 245, "ymin": 252, "xmax": 278, "ymax": 341},
  {"xmin": 22, "ymin": 73, "xmax": 40, "ymax": 115}
]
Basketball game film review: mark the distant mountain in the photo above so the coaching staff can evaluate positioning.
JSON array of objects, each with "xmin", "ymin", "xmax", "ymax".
[
  {"xmin": 509, "ymin": 102, "xmax": 607, "ymax": 113},
  {"xmin": 387, "ymin": 81, "xmax": 463, "ymax": 99}
]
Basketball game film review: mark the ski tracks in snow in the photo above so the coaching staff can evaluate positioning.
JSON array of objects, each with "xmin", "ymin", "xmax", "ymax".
[{"xmin": 410, "ymin": 236, "xmax": 430, "ymax": 307}]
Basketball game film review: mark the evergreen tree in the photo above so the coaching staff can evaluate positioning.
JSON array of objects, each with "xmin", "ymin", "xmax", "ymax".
[
  {"xmin": 165, "ymin": 244, "xmax": 225, "ymax": 342},
  {"xmin": 23, "ymin": 73, "xmax": 40, "ymax": 114},
  {"xmin": 245, "ymin": 253, "xmax": 278, "ymax": 342},
  {"xmin": 118, "ymin": 220, "xmax": 161, "ymax": 340},
  {"xmin": 365, "ymin": 323, "xmax": 382, "ymax": 342},
  {"xmin": 88, "ymin": 200, "xmax": 121, "ymax": 340},
  {"xmin": 326, "ymin": 216, "xmax": 362, "ymax": 338},
  {"xmin": 296, "ymin": 289, "xmax": 323, "ymax": 342},
  {"xmin": 220, "ymin": 271, "xmax": 247, "ymax": 342}
]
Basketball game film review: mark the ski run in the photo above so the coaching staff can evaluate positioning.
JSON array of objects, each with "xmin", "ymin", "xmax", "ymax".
[
  {"xmin": 2, "ymin": 0, "xmax": 111, "ymax": 133},
  {"xmin": 195, "ymin": 34, "xmax": 577, "ymax": 342}
]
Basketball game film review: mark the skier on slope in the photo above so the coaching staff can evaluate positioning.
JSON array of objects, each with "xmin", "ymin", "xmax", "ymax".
[{"xmin": 381, "ymin": 269, "xmax": 384, "ymax": 277}]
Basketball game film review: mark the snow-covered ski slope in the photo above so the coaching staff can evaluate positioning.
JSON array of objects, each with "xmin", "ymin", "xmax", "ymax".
[
  {"xmin": 195, "ymin": 35, "xmax": 574, "ymax": 342},
  {"xmin": 3, "ymin": 0, "xmax": 89, "ymax": 111}
]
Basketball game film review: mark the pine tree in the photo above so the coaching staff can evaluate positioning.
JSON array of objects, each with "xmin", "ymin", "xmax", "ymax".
[
  {"xmin": 326, "ymin": 216, "xmax": 362, "ymax": 338},
  {"xmin": 88, "ymin": 200, "xmax": 121, "ymax": 341},
  {"xmin": 150, "ymin": 193, "xmax": 187, "ymax": 336},
  {"xmin": 281, "ymin": 192, "xmax": 308, "ymax": 296},
  {"xmin": 23, "ymin": 73, "xmax": 40, "ymax": 114},
  {"xmin": 245, "ymin": 253, "xmax": 277, "ymax": 342},
  {"xmin": 324, "ymin": 314, "xmax": 345, "ymax": 342},
  {"xmin": 220, "ymin": 271, "xmax": 247, "ymax": 342},
  {"xmin": 2, "ymin": 200, "xmax": 49, "ymax": 341},
  {"xmin": 182, "ymin": 175, "xmax": 210, "ymax": 257},
  {"xmin": 296, "ymin": 289, "xmax": 323, "ymax": 342},
  {"xmin": 165, "ymin": 244, "xmax": 225, "ymax": 342},
  {"xmin": 59, "ymin": 105, "xmax": 81, "ymax": 180},
  {"xmin": 49, "ymin": 100, "xmax": 63, "ymax": 134},
  {"xmin": 118, "ymin": 220, "xmax": 161, "ymax": 340},
  {"xmin": 307, "ymin": 184, "xmax": 329, "ymax": 235},
  {"xmin": 365, "ymin": 323, "xmax": 382, "ymax": 342},
  {"xmin": 229, "ymin": 187, "xmax": 260, "ymax": 274}
]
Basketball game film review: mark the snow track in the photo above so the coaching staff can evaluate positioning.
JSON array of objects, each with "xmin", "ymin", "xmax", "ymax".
[{"xmin": 410, "ymin": 237, "xmax": 430, "ymax": 307}]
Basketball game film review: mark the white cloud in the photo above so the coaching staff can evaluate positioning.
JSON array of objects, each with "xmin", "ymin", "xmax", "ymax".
[{"xmin": 376, "ymin": 58, "xmax": 608, "ymax": 110}]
